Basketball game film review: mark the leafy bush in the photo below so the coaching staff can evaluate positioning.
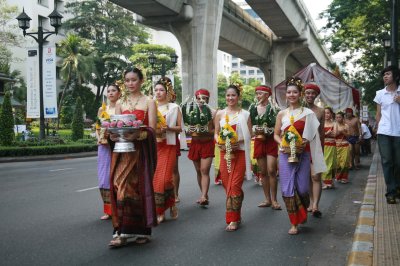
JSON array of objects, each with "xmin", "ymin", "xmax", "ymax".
[
  {"xmin": 0, "ymin": 144, "xmax": 97, "ymax": 157},
  {"xmin": 0, "ymin": 91, "xmax": 15, "ymax": 145},
  {"xmin": 71, "ymin": 97, "xmax": 84, "ymax": 141}
]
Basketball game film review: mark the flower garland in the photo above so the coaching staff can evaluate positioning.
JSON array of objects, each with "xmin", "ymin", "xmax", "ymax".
[
  {"xmin": 95, "ymin": 102, "xmax": 110, "ymax": 129},
  {"xmin": 249, "ymin": 102, "xmax": 279, "ymax": 135},
  {"xmin": 218, "ymin": 114, "xmax": 238, "ymax": 173},
  {"xmin": 155, "ymin": 102, "xmax": 167, "ymax": 130},
  {"xmin": 182, "ymin": 101, "xmax": 212, "ymax": 133},
  {"xmin": 281, "ymin": 109, "xmax": 303, "ymax": 162}
]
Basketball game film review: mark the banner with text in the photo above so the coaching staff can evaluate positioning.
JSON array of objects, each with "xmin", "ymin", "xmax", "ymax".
[
  {"xmin": 26, "ymin": 47, "xmax": 58, "ymax": 118},
  {"xmin": 42, "ymin": 46, "xmax": 58, "ymax": 118},
  {"xmin": 26, "ymin": 49, "xmax": 40, "ymax": 118}
]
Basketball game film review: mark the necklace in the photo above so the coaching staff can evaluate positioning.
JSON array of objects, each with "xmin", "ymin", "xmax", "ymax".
[
  {"xmin": 287, "ymin": 107, "xmax": 303, "ymax": 125},
  {"xmin": 127, "ymin": 94, "xmax": 142, "ymax": 111}
]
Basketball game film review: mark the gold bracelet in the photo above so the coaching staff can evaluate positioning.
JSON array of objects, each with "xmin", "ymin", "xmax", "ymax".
[{"xmin": 137, "ymin": 131, "xmax": 148, "ymax": 141}]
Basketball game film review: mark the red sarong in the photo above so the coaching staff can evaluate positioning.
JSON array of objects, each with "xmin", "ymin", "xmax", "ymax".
[
  {"xmin": 220, "ymin": 150, "xmax": 246, "ymax": 224},
  {"xmin": 153, "ymin": 140, "xmax": 176, "ymax": 215}
]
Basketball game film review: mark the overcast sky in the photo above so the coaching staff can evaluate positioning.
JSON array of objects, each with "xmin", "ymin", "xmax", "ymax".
[{"xmin": 302, "ymin": 0, "xmax": 332, "ymax": 29}]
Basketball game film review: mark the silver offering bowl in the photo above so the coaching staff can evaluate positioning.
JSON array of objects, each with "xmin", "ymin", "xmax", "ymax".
[{"xmin": 108, "ymin": 114, "xmax": 138, "ymax": 153}]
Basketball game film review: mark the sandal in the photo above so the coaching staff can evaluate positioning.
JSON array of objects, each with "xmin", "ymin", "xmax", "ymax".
[
  {"xmin": 288, "ymin": 227, "xmax": 299, "ymax": 235},
  {"xmin": 225, "ymin": 221, "xmax": 240, "ymax": 232},
  {"xmin": 157, "ymin": 215, "xmax": 165, "ymax": 224},
  {"xmin": 170, "ymin": 206, "xmax": 178, "ymax": 220},
  {"xmin": 108, "ymin": 236, "xmax": 127, "ymax": 248},
  {"xmin": 100, "ymin": 214, "xmax": 111, "ymax": 220},
  {"xmin": 135, "ymin": 237, "xmax": 150, "ymax": 245},
  {"xmin": 199, "ymin": 197, "xmax": 209, "ymax": 207},
  {"xmin": 312, "ymin": 209, "xmax": 322, "ymax": 218},
  {"xmin": 271, "ymin": 202, "xmax": 282, "ymax": 210},
  {"xmin": 257, "ymin": 200, "xmax": 272, "ymax": 208}
]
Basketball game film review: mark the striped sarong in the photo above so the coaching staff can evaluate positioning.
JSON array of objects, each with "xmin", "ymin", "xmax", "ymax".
[
  {"xmin": 220, "ymin": 150, "xmax": 246, "ymax": 224},
  {"xmin": 153, "ymin": 140, "xmax": 177, "ymax": 215},
  {"xmin": 279, "ymin": 152, "xmax": 310, "ymax": 226},
  {"xmin": 97, "ymin": 144, "xmax": 111, "ymax": 215}
]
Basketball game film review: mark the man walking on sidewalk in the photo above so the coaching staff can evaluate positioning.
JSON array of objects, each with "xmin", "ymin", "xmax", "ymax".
[{"xmin": 374, "ymin": 65, "xmax": 400, "ymax": 204}]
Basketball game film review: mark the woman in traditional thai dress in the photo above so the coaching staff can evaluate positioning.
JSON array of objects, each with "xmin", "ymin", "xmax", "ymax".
[
  {"xmin": 274, "ymin": 77, "xmax": 326, "ymax": 235},
  {"xmin": 108, "ymin": 67, "xmax": 158, "ymax": 247},
  {"xmin": 95, "ymin": 84, "xmax": 120, "ymax": 220},
  {"xmin": 214, "ymin": 84, "xmax": 252, "ymax": 232},
  {"xmin": 250, "ymin": 85, "xmax": 281, "ymax": 210},
  {"xmin": 334, "ymin": 111, "xmax": 350, "ymax": 183},
  {"xmin": 322, "ymin": 107, "xmax": 337, "ymax": 189},
  {"xmin": 153, "ymin": 77, "xmax": 182, "ymax": 224}
]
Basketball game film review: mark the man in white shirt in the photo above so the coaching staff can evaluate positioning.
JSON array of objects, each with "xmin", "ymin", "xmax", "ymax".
[
  {"xmin": 361, "ymin": 121, "xmax": 372, "ymax": 155},
  {"xmin": 374, "ymin": 65, "xmax": 400, "ymax": 204}
]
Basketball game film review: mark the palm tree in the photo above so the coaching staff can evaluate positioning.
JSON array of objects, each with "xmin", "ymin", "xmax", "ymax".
[{"xmin": 57, "ymin": 33, "xmax": 94, "ymax": 128}]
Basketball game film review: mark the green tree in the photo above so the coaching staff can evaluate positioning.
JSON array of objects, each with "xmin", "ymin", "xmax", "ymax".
[
  {"xmin": 129, "ymin": 43, "xmax": 178, "ymax": 95},
  {"xmin": 174, "ymin": 75, "xmax": 182, "ymax": 104},
  {"xmin": 0, "ymin": 0, "xmax": 20, "ymax": 72},
  {"xmin": 57, "ymin": 33, "xmax": 94, "ymax": 125},
  {"xmin": 63, "ymin": 0, "xmax": 150, "ymax": 106},
  {"xmin": 217, "ymin": 74, "xmax": 228, "ymax": 108},
  {"xmin": 59, "ymin": 94, "xmax": 74, "ymax": 128},
  {"xmin": 320, "ymin": 0, "xmax": 393, "ymax": 107},
  {"xmin": 71, "ymin": 97, "xmax": 84, "ymax": 141},
  {"xmin": 0, "ymin": 91, "xmax": 14, "ymax": 145}
]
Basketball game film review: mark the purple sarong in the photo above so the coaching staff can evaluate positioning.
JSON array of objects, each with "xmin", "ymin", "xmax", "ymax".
[
  {"xmin": 279, "ymin": 152, "xmax": 311, "ymax": 197},
  {"xmin": 97, "ymin": 144, "xmax": 111, "ymax": 189}
]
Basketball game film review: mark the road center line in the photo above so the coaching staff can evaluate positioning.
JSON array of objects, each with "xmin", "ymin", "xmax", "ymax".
[
  {"xmin": 76, "ymin": 186, "xmax": 98, "ymax": 192},
  {"xmin": 49, "ymin": 168, "xmax": 74, "ymax": 172}
]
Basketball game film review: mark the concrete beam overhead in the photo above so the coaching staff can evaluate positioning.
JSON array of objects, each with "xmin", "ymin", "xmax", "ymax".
[{"xmin": 109, "ymin": 0, "xmax": 184, "ymax": 17}]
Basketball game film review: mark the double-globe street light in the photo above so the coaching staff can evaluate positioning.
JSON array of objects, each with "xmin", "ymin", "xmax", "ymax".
[
  {"xmin": 16, "ymin": 8, "xmax": 63, "ymax": 140},
  {"xmin": 148, "ymin": 52, "xmax": 178, "ymax": 78}
]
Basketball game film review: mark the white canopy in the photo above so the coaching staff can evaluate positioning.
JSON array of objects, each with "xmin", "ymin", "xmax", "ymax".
[{"xmin": 274, "ymin": 63, "xmax": 360, "ymax": 113}]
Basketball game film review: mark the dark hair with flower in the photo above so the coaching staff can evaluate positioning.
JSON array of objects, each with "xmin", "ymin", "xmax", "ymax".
[
  {"xmin": 156, "ymin": 77, "xmax": 176, "ymax": 102},
  {"xmin": 286, "ymin": 76, "xmax": 304, "ymax": 93},
  {"xmin": 324, "ymin": 106, "xmax": 334, "ymax": 116},
  {"xmin": 123, "ymin": 66, "xmax": 144, "ymax": 80},
  {"xmin": 227, "ymin": 82, "xmax": 243, "ymax": 99}
]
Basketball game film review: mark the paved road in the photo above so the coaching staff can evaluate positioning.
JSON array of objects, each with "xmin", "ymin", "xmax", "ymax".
[{"xmin": 0, "ymin": 153, "xmax": 372, "ymax": 265}]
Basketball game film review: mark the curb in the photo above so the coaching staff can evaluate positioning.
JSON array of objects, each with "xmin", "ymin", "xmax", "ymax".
[
  {"xmin": 347, "ymin": 152, "xmax": 379, "ymax": 266},
  {"xmin": 0, "ymin": 151, "xmax": 97, "ymax": 163}
]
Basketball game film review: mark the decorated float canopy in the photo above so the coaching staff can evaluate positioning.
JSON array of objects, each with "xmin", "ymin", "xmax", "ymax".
[{"xmin": 274, "ymin": 63, "xmax": 360, "ymax": 113}]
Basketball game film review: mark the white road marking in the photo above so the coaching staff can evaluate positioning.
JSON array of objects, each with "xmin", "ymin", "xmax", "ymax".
[
  {"xmin": 49, "ymin": 168, "xmax": 74, "ymax": 172},
  {"xmin": 76, "ymin": 186, "xmax": 98, "ymax": 192}
]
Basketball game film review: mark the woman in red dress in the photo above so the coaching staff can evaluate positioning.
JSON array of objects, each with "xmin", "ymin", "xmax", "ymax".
[
  {"xmin": 214, "ymin": 84, "xmax": 252, "ymax": 232},
  {"xmin": 153, "ymin": 77, "xmax": 183, "ymax": 224}
]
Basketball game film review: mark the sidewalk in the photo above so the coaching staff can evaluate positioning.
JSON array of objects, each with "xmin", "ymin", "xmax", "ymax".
[
  {"xmin": 348, "ymin": 147, "xmax": 400, "ymax": 266},
  {"xmin": 0, "ymin": 151, "xmax": 97, "ymax": 163}
]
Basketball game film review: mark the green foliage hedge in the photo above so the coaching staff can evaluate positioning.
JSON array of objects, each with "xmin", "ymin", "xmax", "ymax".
[{"xmin": 0, "ymin": 144, "xmax": 97, "ymax": 157}]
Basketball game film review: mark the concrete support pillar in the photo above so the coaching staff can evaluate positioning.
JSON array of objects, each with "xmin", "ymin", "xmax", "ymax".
[
  {"xmin": 270, "ymin": 41, "xmax": 304, "ymax": 87},
  {"xmin": 270, "ymin": 24, "xmax": 310, "ymax": 87},
  {"xmin": 169, "ymin": 0, "xmax": 224, "ymax": 108}
]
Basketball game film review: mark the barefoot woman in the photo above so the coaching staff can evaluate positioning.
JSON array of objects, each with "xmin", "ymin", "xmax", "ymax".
[
  {"xmin": 214, "ymin": 84, "xmax": 252, "ymax": 232},
  {"xmin": 153, "ymin": 77, "xmax": 182, "ymax": 223},
  {"xmin": 96, "ymin": 84, "xmax": 120, "ymax": 220},
  {"xmin": 274, "ymin": 77, "xmax": 326, "ymax": 235},
  {"xmin": 108, "ymin": 67, "xmax": 158, "ymax": 247}
]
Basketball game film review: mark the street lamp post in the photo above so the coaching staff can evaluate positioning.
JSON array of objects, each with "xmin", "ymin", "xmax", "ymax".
[
  {"xmin": 390, "ymin": 0, "xmax": 398, "ymax": 67},
  {"xmin": 383, "ymin": 34, "xmax": 391, "ymax": 67},
  {"xmin": 16, "ymin": 7, "xmax": 62, "ymax": 140},
  {"xmin": 148, "ymin": 52, "xmax": 178, "ymax": 78}
]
